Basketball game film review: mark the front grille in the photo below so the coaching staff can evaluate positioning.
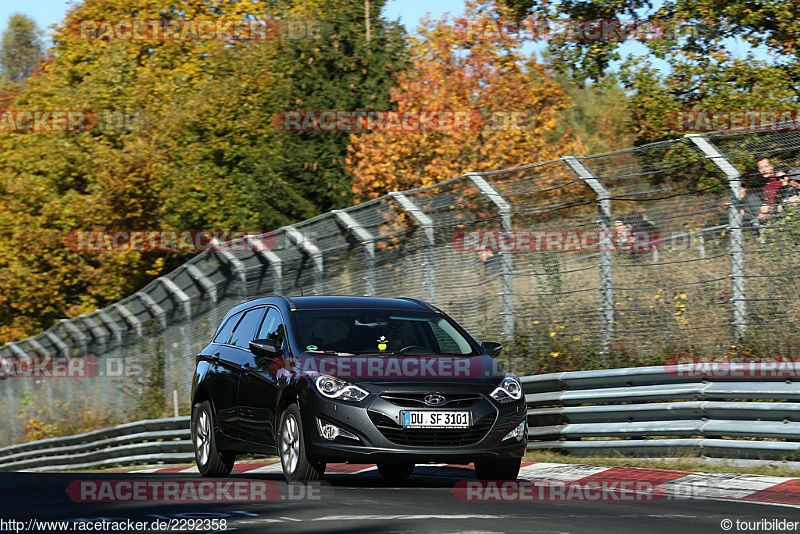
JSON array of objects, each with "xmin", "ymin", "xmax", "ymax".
[
  {"xmin": 380, "ymin": 393, "xmax": 483, "ymax": 408},
  {"xmin": 369, "ymin": 410, "xmax": 496, "ymax": 447}
]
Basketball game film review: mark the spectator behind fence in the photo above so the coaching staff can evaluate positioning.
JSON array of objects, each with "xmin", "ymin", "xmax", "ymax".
[
  {"xmin": 757, "ymin": 156, "xmax": 786, "ymax": 207},
  {"xmin": 777, "ymin": 167, "xmax": 800, "ymax": 208},
  {"xmin": 615, "ymin": 211, "xmax": 661, "ymax": 262},
  {"xmin": 738, "ymin": 184, "xmax": 764, "ymax": 233}
]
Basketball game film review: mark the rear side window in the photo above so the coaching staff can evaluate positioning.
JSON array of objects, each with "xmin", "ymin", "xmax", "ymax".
[
  {"xmin": 213, "ymin": 311, "xmax": 242, "ymax": 344},
  {"xmin": 230, "ymin": 308, "xmax": 266, "ymax": 348}
]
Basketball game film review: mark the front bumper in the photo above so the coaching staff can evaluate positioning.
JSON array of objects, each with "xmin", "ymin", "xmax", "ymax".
[{"xmin": 300, "ymin": 385, "xmax": 527, "ymax": 464}]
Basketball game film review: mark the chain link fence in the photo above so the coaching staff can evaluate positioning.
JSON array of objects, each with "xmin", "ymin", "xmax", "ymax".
[{"xmin": 1, "ymin": 130, "xmax": 800, "ymax": 445}]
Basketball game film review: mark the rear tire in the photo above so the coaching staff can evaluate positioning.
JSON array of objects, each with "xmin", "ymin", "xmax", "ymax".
[
  {"xmin": 279, "ymin": 404, "xmax": 326, "ymax": 482},
  {"xmin": 192, "ymin": 401, "xmax": 235, "ymax": 477},
  {"xmin": 474, "ymin": 457, "xmax": 521, "ymax": 480},
  {"xmin": 377, "ymin": 461, "xmax": 415, "ymax": 481}
]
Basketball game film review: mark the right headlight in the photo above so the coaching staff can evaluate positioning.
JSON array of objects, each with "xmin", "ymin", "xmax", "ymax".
[
  {"xmin": 491, "ymin": 374, "xmax": 522, "ymax": 403},
  {"xmin": 314, "ymin": 375, "xmax": 368, "ymax": 402}
]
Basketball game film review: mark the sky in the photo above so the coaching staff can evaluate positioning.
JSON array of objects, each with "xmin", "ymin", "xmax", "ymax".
[
  {"xmin": 0, "ymin": 0, "xmax": 770, "ymax": 74},
  {"xmin": 1, "ymin": 0, "xmax": 468, "ymax": 41}
]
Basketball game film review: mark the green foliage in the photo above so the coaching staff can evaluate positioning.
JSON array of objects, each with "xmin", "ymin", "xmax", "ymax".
[
  {"xmin": 271, "ymin": 0, "xmax": 408, "ymax": 211},
  {"xmin": 0, "ymin": 14, "xmax": 43, "ymax": 83},
  {"xmin": 508, "ymin": 0, "xmax": 800, "ymax": 144},
  {"xmin": 547, "ymin": 68, "xmax": 634, "ymax": 154}
]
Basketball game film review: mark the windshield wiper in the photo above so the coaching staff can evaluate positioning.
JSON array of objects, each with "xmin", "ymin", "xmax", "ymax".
[{"xmin": 305, "ymin": 349, "xmax": 355, "ymax": 356}]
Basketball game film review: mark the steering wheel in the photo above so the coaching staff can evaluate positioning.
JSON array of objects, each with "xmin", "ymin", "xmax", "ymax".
[{"xmin": 397, "ymin": 345, "xmax": 429, "ymax": 354}]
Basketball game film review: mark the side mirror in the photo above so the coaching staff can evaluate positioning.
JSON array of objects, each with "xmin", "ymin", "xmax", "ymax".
[
  {"xmin": 480, "ymin": 341, "xmax": 503, "ymax": 358},
  {"xmin": 250, "ymin": 339, "xmax": 280, "ymax": 358}
]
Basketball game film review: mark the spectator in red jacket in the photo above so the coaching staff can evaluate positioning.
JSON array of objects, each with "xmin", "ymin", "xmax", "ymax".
[{"xmin": 757, "ymin": 157, "xmax": 786, "ymax": 206}]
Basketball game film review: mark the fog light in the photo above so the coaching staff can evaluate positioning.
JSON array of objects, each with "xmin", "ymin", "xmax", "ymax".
[
  {"xmin": 316, "ymin": 418, "xmax": 359, "ymax": 442},
  {"xmin": 503, "ymin": 420, "xmax": 526, "ymax": 442}
]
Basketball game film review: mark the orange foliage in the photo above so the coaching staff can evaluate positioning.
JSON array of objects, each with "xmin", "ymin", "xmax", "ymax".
[{"xmin": 349, "ymin": 0, "xmax": 586, "ymax": 200}]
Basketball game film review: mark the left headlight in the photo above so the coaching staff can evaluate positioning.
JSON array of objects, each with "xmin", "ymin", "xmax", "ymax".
[
  {"xmin": 491, "ymin": 374, "xmax": 522, "ymax": 403},
  {"xmin": 315, "ymin": 375, "xmax": 369, "ymax": 402}
]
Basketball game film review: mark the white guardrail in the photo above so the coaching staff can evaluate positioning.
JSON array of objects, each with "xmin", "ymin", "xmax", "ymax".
[{"xmin": 0, "ymin": 364, "xmax": 798, "ymax": 471}]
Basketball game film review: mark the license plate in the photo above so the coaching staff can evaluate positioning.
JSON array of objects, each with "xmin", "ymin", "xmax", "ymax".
[{"xmin": 402, "ymin": 411, "xmax": 471, "ymax": 429}]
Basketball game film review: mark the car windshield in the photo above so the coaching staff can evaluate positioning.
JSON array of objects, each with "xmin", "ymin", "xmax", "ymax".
[{"xmin": 291, "ymin": 309, "xmax": 477, "ymax": 356}]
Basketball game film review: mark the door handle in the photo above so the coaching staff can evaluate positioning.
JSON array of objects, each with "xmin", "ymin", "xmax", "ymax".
[
  {"xmin": 242, "ymin": 363, "xmax": 250, "ymax": 375},
  {"xmin": 212, "ymin": 352, "xmax": 221, "ymax": 363}
]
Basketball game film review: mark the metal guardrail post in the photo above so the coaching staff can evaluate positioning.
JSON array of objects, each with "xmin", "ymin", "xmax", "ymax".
[
  {"xmin": 562, "ymin": 156, "xmax": 613, "ymax": 359},
  {"xmin": 94, "ymin": 310, "xmax": 124, "ymax": 346},
  {"xmin": 112, "ymin": 303, "xmax": 142, "ymax": 337},
  {"xmin": 79, "ymin": 315, "xmax": 109, "ymax": 348},
  {"xmin": 210, "ymin": 238, "xmax": 248, "ymax": 300},
  {"xmin": 58, "ymin": 319, "xmax": 88, "ymax": 355},
  {"xmin": 185, "ymin": 264, "xmax": 218, "ymax": 303},
  {"xmin": 159, "ymin": 278, "xmax": 192, "ymax": 320},
  {"xmin": 245, "ymin": 235, "xmax": 283, "ymax": 295},
  {"xmin": 44, "ymin": 332, "xmax": 73, "ymax": 409},
  {"xmin": 333, "ymin": 210, "xmax": 376, "ymax": 296},
  {"xmin": 285, "ymin": 226, "xmax": 323, "ymax": 295},
  {"xmin": 44, "ymin": 331, "xmax": 70, "ymax": 356},
  {"xmin": 389, "ymin": 192, "xmax": 436, "ymax": 303},
  {"xmin": 466, "ymin": 173, "xmax": 515, "ymax": 341},
  {"xmin": 138, "ymin": 293, "xmax": 167, "ymax": 329},
  {"xmin": 686, "ymin": 134, "xmax": 746, "ymax": 340}
]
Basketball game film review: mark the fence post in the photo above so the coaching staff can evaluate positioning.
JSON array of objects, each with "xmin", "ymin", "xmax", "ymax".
[
  {"xmin": 95, "ymin": 310, "xmax": 124, "ymax": 346},
  {"xmin": 389, "ymin": 192, "xmax": 436, "ymax": 303},
  {"xmin": 285, "ymin": 226, "xmax": 324, "ymax": 295},
  {"xmin": 562, "ymin": 156, "xmax": 613, "ymax": 359},
  {"xmin": 112, "ymin": 302, "xmax": 142, "ymax": 337},
  {"xmin": 686, "ymin": 134, "xmax": 747, "ymax": 341},
  {"xmin": 333, "ymin": 209, "xmax": 376, "ymax": 296},
  {"xmin": 245, "ymin": 235, "xmax": 283, "ymax": 295},
  {"xmin": 159, "ymin": 278, "xmax": 192, "ymax": 320},
  {"xmin": 210, "ymin": 238, "xmax": 248, "ymax": 300},
  {"xmin": 466, "ymin": 173, "xmax": 515, "ymax": 341}
]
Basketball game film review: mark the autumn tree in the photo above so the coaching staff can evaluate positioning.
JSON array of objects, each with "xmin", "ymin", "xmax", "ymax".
[
  {"xmin": 0, "ymin": 14, "xmax": 43, "ymax": 84},
  {"xmin": 271, "ymin": 0, "xmax": 408, "ymax": 211},
  {"xmin": 348, "ymin": 1, "xmax": 585, "ymax": 200},
  {"xmin": 505, "ymin": 0, "xmax": 800, "ymax": 143},
  {"xmin": 0, "ymin": 0, "xmax": 287, "ymax": 342}
]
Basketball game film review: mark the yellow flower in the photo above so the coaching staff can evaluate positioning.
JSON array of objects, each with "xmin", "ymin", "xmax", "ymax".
[
  {"xmin": 533, "ymin": 320, "xmax": 539, "ymax": 324},
  {"xmin": 680, "ymin": 293, "xmax": 687, "ymax": 299},
  {"xmin": 550, "ymin": 352, "xmax": 560, "ymax": 358},
  {"xmin": 549, "ymin": 331, "xmax": 556, "ymax": 337},
  {"xmin": 557, "ymin": 325, "xmax": 565, "ymax": 329}
]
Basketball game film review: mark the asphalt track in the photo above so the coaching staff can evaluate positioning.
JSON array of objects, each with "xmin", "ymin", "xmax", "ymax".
[{"xmin": 0, "ymin": 465, "xmax": 798, "ymax": 533}]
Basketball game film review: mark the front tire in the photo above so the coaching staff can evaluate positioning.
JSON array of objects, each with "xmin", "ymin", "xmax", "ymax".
[
  {"xmin": 377, "ymin": 461, "xmax": 415, "ymax": 481},
  {"xmin": 192, "ymin": 401, "xmax": 234, "ymax": 477},
  {"xmin": 279, "ymin": 404, "xmax": 325, "ymax": 482},
  {"xmin": 474, "ymin": 457, "xmax": 521, "ymax": 480}
]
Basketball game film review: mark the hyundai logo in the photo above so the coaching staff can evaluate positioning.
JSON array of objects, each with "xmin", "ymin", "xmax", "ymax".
[{"xmin": 423, "ymin": 394, "xmax": 446, "ymax": 406}]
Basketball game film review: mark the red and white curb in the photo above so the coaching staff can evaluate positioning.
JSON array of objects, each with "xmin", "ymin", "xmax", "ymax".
[{"xmin": 115, "ymin": 461, "xmax": 800, "ymax": 507}]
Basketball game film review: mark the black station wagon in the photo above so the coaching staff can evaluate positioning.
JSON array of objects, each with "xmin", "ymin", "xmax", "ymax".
[{"xmin": 191, "ymin": 296, "xmax": 527, "ymax": 481}]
